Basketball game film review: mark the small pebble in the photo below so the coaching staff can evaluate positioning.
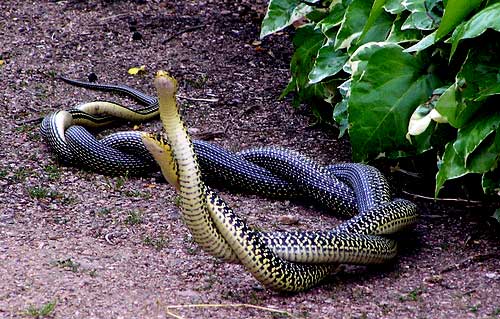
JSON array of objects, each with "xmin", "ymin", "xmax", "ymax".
[
  {"xmin": 132, "ymin": 31, "xmax": 142, "ymax": 41},
  {"xmin": 87, "ymin": 72, "xmax": 97, "ymax": 82},
  {"xmin": 485, "ymin": 272, "xmax": 498, "ymax": 279},
  {"xmin": 278, "ymin": 214, "xmax": 299, "ymax": 225}
]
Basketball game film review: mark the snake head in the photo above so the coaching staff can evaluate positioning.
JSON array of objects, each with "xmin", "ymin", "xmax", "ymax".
[
  {"xmin": 141, "ymin": 132, "xmax": 180, "ymax": 190},
  {"xmin": 154, "ymin": 71, "xmax": 178, "ymax": 96}
]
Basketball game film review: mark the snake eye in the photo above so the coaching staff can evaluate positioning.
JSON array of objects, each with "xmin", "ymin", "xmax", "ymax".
[
  {"xmin": 149, "ymin": 131, "xmax": 170, "ymax": 147},
  {"xmin": 158, "ymin": 132, "xmax": 168, "ymax": 145}
]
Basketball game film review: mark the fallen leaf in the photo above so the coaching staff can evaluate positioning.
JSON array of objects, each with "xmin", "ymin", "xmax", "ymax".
[
  {"xmin": 278, "ymin": 214, "xmax": 299, "ymax": 225},
  {"xmin": 491, "ymin": 208, "xmax": 500, "ymax": 224},
  {"xmin": 128, "ymin": 65, "xmax": 146, "ymax": 75}
]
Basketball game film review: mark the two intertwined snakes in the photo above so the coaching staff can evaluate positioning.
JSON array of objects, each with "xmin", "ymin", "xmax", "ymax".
[{"xmin": 40, "ymin": 73, "xmax": 417, "ymax": 291}]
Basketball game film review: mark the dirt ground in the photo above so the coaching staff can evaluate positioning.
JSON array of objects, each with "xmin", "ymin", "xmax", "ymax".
[{"xmin": 1, "ymin": 1, "xmax": 499, "ymax": 318}]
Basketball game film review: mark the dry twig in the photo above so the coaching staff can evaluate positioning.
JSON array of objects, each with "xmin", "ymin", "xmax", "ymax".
[
  {"xmin": 177, "ymin": 94, "xmax": 219, "ymax": 103},
  {"xmin": 402, "ymin": 190, "xmax": 484, "ymax": 204},
  {"xmin": 163, "ymin": 25, "xmax": 205, "ymax": 44},
  {"xmin": 440, "ymin": 253, "xmax": 500, "ymax": 273},
  {"xmin": 159, "ymin": 302, "xmax": 293, "ymax": 319}
]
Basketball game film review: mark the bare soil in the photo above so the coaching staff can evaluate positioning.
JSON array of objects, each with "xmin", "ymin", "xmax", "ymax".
[{"xmin": 1, "ymin": 1, "xmax": 499, "ymax": 318}]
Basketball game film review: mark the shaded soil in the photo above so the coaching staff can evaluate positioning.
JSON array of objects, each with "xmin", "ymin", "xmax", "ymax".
[{"xmin": 1, "ymin": 1, "xmax": 499, "ymax": 318}]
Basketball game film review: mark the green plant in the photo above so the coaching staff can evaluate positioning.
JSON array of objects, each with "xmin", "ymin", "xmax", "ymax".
[
  {"xmin": 124, "ymin": 189, "xmax": 152, "ymax": 199},
  {"xmin": 173, "ymin": 195, "xmax": 182, "ymax": 207},
  {"xmin": 399, "ymin": 286, "xmax": 423, "ymax": 302},
  {"xmin": 143, "ymin": 235, "xmax": 168, "ymax": 250},
  {"xmin": 106, "ymin": 174, "xmax": 129, "ymax": 191},
  {"xmin": 15, "ymin": 124, "xmax": 32, "ymax": 133},
  {"xmin": 47, "ymin": 69, "xmax": 58, "ymax": 79},
  {"xmin": 61, "ymin": 194, "xmax": 78, "ymax": 205},
  {"xmin": 27, "ymin": 186, "xmax": 60, "ymax": 200},
  {"xmin": 13, "ymin": 167, "xmax": 31, "ymax": 182},
  {"xmin": 124, "ymin": 210, "xmax": 143, "ymax": 225},
  {"xmin": 23, "ymin": 300, "xmax": 56, "ymax": 318},
  {"xmin": 469, "ymin": 304, "xmax": 479, "ymax": 313},
  {"xmin": 44, "ymin": 164, "xmax": 61, "ymax": 181},
  {"xmin": 262, "ymin": 0, "xmax": 500, "ymax": 197},
  {"xmin": 97, "ymin": 207, "xmax": 112, "ymax": 216},
  {"xmin": 55, "ymin": 258, "xmax": 80, "ymax": 272}
]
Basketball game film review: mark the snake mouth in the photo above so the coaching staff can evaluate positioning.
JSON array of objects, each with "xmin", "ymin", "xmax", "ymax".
[
  {"xmin": 154, "ymin": 71, "xmax": 178, "ymax": 95},
  {"xmin": 141, "ymin": 131, "xmax": 179, "ymax": 190}
]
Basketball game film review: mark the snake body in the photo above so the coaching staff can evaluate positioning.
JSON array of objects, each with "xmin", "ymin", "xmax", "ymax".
[
  {"xmin": 39, "ymin": 74, "xmax": 418, "ymax": 291},
  {"xmin": 138, "ymin": 72, "xmax": 415, "ymax": 291},
  {"xmin": 142, "ymin": 73, "xmax": 335, "ymax": 291},
  {"xmin": 40, "ymin": 99, "xmax": 363, "ymax": 213}
]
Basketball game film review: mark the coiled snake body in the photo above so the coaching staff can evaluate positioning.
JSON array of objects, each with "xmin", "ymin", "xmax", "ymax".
[{"xmin": 40, "ymin": 74, "xmax": 418, "ymax": 291}]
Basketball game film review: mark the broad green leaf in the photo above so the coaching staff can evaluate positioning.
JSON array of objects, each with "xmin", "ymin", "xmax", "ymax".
[
  {"xmin": 453, "ymin": 112, "xmax": 500, "ymax": 164},
  {"xmin": 412, "ymin": 120, "xmax": 437, "ymax": 154},
  {"xmin": 492, "ymin": 208, "xmax": 500, "ymax": 224},
  {"xmin": 401, "ymin": 12, "xmax": 435, "ymax": 30},
  {"xmin": 347, "ymin": 42, "xmax": 440, "ymax": 162},
  {"xmin": 280, "ymin": 78, "xmax": 296, "ymax": 100},
  {"xmin": 335, "ymin": 0, "xmax": 374, "ymax": 50},
  {"xmin": 433, "ymin": 84, "xmax": 461, "ymax": 126},
  {"xmin": 466, "ymin": 129, "xmax": 500, "ymax": 173},
  {"xmin": 435, "ymin": 142, "xmax": 468, "ymax": 196},
  {"xmin": 435, "ymin": 44, "xmax": 500, "ymax": 127},
  {"xmin": 407, "ymin": 104, "xmax": 433, "ymax": 137},
  {"xmin": 260, "ymin": 0, "xmax": 315, "ymax": 38},
  {"xmin": 450, "ymin": 2, "xmax": 500, "ymax": 58},
  {"xmin": 383, "ymin": 0, "xmax": 405, "ymax": 14},
  {"xmin": 358, "ymin": 0, "xmax": 387, "ymax": 43},
  {"xmin": 482, "ymin": 169, "xmax": 500, "ymax": 195},
  {"xmin": 306, "ymin": 8, "xmax": 330, "ymax": 23},
  {"xmin": 333, "ymin": 79, "xmax": 351, "ymax": 137},
  {"xmin": 404, "ymin": 31, "xmax": 437, "ymax": 52},
  {"xmin": 407, "ymin": 86, "xmax": 450, "ymax": 140},
  {"xmin": 333, "ymin": 98, "xmax": 350, "ymax": 137},
  {"xmin": 317, "ymin": 1, "xmax": 349, "ymax": 34},
  {"xmin": 308, "ymin": 42, "xmax": 348, "ymax": 84},
  {"xmin": 433, "ymin": 83, "xmax": 484, "ymax": 129},
  {"xmin": 406, "ymin": 0, "xmax": 484, "ymax": 52},
  {"xmin": 476, "ymin": 83, "xmax": 500, "ymax": 101},
  {"xmin": 349, "ymin": 42, "xmax": 383, "ymax": 79},
  {"xmin": 435, "ymin": 0, "xmax": 484, "ymax": 40},
  {"xmin": 401, "ymin": 0, "xmax": 442, "ymax": 31},
  {"xmin": 354, "ymin": 8, "xmax": 394, "ymax": 52},
  {"xmin": 284, "ymin": 25, "xmax": 326, "ymax": 103},
  {"xmin": 386, "ymin": 14, "xmax": 423, "ymax": 43}
]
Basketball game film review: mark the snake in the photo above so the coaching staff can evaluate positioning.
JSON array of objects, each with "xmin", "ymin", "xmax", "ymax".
[
  {"xmin": 41, "ymin": 77, "xmax": 411, "ymax": 214},
  {"xmin": 40, "ymin": 74, "xmax": 418, "ymax": 291},
  {"xmin": 139, "ymin": 72, "xmax": 416, "ymax": 291}
]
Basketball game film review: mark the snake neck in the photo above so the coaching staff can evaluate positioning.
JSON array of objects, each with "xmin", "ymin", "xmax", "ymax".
[
  {"xmin": 40, "ymin": 110, "xmax": 75, "ymax": 163},
  {"xmin": 151, "ymin": 72, "xmax": 237, "ymax": 262}
]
